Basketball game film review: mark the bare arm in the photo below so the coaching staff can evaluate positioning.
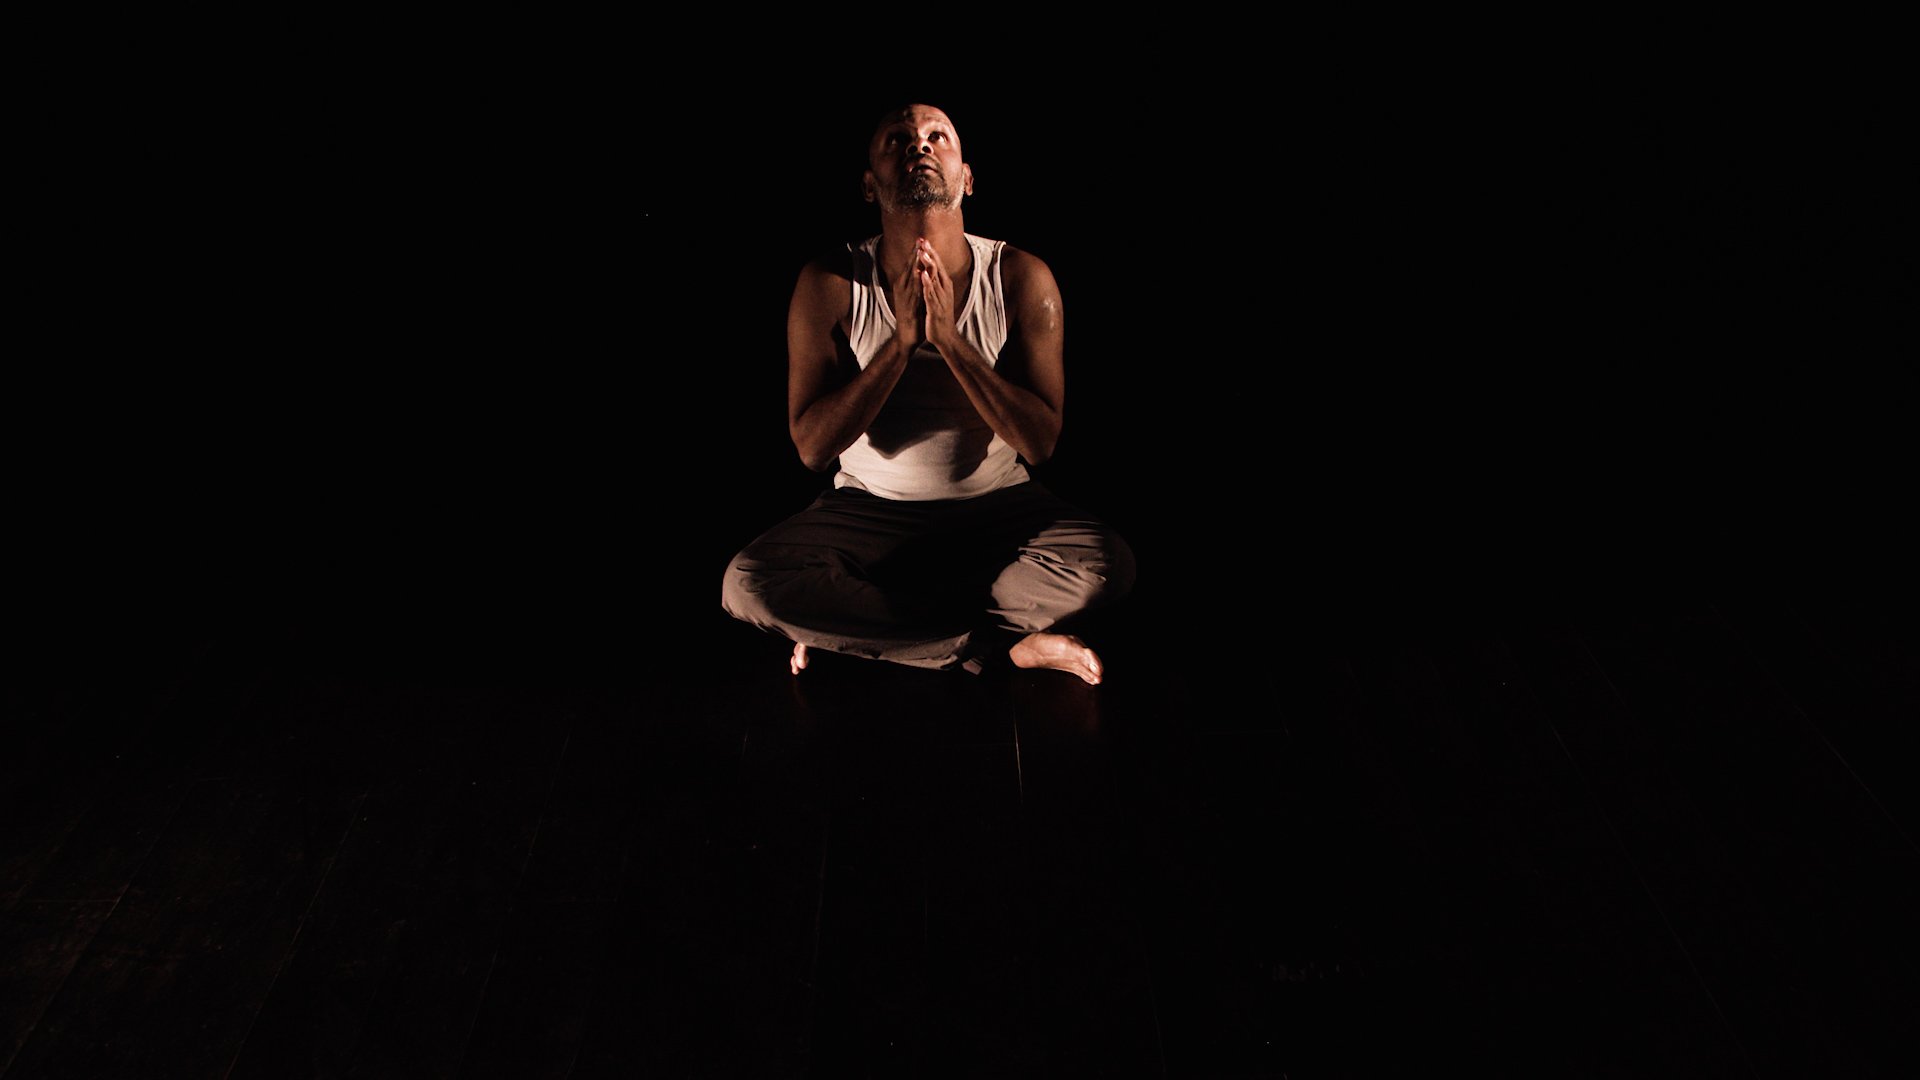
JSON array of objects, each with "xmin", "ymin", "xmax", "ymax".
[
  {"xmin": 786, "ymin": 254, "xmax": 922, "ymax": 472},
  {"xmin": 920, "ymin": 243, "xmax": 1065, "ymax": 465}
]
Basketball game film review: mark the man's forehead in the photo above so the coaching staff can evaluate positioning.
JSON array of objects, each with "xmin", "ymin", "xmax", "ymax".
[{"xmin": 873, "ymin": 105, "xmax": 957, "ymax": 137}]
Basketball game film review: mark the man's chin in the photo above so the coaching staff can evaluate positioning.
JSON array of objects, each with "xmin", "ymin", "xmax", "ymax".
[{"xmin": 895, "ymin": 180, "xmax": 951, "ymax": 210}]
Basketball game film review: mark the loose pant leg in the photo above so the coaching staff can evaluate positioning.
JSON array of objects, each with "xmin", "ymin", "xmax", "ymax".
[
  {"xmin": 721, "ymin": 488, "xmax": 976, "ymax": 668},
  {"xmin": 952, "ymin": 481, "xmax": 1137, "ymax": 646},
  {"xmin": 721, "ymin": 482, "xmax": 1136, "ymax": 671}
]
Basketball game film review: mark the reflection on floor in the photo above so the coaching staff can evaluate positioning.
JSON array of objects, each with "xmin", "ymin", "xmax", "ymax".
[{"xmin": 4, "ymin": 584, "xmax": 1916, "ymax": 1077}]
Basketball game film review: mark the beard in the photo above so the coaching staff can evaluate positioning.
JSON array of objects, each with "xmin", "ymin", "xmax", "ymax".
[{"xmin": 890, "ymin": 169, "xmax": 955, "ymax": 211}]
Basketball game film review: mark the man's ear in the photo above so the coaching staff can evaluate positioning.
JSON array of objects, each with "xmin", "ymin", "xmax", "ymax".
[
  {"xmin": 962, "ymin": 163, "xmax": 974, "ymax": 197},
  {"xmin": 862, "ymin": 169, "xmax": 877, "ymax": 203}
]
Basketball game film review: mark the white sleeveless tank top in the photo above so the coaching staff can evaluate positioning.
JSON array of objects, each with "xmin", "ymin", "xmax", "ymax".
[{"xmin": 835, "ymin": 233, "xmax": 1030, "ymax": 501}]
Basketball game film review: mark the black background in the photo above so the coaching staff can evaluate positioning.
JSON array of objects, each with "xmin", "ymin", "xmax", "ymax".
[
  {"xmin": 7, "ymin": 35, "xmax": 1912, "ymax": 1076},
  {"xmin": 19, "ymin": 41, "xmax": 1907, "ymax": 655}
]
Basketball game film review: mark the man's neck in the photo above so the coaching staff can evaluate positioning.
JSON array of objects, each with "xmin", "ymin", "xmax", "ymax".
[{"xmin": 878, "ymin": 210, "xmax": 969, "ymax": 280}]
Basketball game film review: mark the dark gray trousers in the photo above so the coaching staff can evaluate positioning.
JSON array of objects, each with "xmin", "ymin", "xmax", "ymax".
[{"xmin": 720, "ymin": 482, "xmax": 1135, "ymax": 671}]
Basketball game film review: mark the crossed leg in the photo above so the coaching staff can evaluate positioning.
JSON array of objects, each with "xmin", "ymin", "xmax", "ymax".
[{"xmin": 726, "ymin": 483, "xmax": 1133, "ymax": 684}]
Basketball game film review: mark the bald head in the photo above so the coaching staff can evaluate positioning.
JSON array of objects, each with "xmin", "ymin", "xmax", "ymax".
[
  {"xmin": 870, "ymin": 102, "xmax": 958, "ymax": 143},
  {"xmin": 864, "ymin": 103, "xmax": 971, "ymax": 213}
]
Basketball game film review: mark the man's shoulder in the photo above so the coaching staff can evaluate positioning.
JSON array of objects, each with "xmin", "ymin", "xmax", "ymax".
[
  {"xmin": 988, "ymin": 242, "xmax": 1056, "ymax": 294},
  {"xmin": 791, "ymin": 242, "xmax": 865, "ymax": 320},
  {"xmin": 967, "ymin": 234, "xmax": 1043, "ymax": 266},
  {"xmin": 799, "ymin": 237, "xmax": 877, "ymax": 283}
]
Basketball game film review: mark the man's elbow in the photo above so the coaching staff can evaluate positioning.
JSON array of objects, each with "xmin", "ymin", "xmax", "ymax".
[
  {"xmin": 1024, "ymin": 434, "xmax": 1058, "ymax": 467},
  {"xmin": 1027, "ymin": 418, "xmax": 1063, "ymax": 466},
  {"xmin": 791, "ymin": 435, "xmax": 836, "ymax": 473}
]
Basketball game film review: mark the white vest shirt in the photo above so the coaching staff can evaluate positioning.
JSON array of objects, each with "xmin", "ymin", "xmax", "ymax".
[{"xmin": 835, "ymin": 233, "xmax": 1030, "ymax": 501}]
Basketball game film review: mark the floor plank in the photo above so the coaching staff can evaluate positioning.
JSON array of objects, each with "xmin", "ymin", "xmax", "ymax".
[
  {"xmin": 1573, "ymin": 605, "xmax": 1920, "ymax": 1077},
  {"xmin": 216, "ymin": 670, "xmax": 567, "ymax": 1080},
  {"xmin": 456, "ymin": 685, "xmax": 652, "ymax": 1080},
  {"xmin": 563, "ymin": 640, "xmax": 811, "ymax": 1078},
  {"xmin": 1714, "ymin": 596, "xmax": 1919, "ymax": 846},
  {"xmin": 4, "ymin": 648, "xmax": 357, "ymax": 1079}
]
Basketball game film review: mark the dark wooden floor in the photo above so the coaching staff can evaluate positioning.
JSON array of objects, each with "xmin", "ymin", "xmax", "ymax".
[{"xmin": 6, "ymin": 573, "xmax": 1915, "ymax": 1078}]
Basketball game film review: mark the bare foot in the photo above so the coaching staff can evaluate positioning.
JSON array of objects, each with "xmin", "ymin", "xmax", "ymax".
[
  {"xmin": 790, "ymin": 642, "xmax": 810, "ymax": 676},
  {"xmin": 1009, "ymin": 633, "xmax": 1104, "ymax": 685}
]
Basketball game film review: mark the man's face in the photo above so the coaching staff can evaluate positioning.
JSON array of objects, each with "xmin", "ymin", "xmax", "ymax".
[{"xmin": 866, "ymin": 105, "xmax": 970, "ymax": 212}]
